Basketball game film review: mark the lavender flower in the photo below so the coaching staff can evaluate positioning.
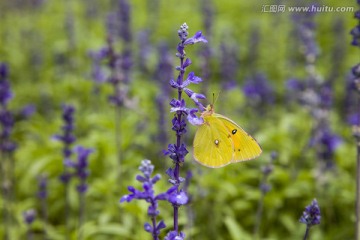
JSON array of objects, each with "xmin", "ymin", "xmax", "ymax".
[
  {"xmin": 254, "ymin": 152, "xmax": 276, "ymax": 238},
  {"xmin": 0, "ymin": 63, "xmax": 15, "ymax": 240},
  {"xmin": 0, "ymin": 109, "xmax": 16, "ymax": 153},
  {"xmin": 350, "ymin": 3, "xmax": 360, "ymax": 240},
  {"xmin": 299, "ymin": 199, "xmax": 321, "ymax": 240},
  {"xmin": 164, "ymin": 23, "xmax": 207, "ymax": 236},
  {"xmin": 54, "ymin": 104, "xmax": 76, "ymax": 183},
  {"xmin": 351, "ymin": 9, "xmax": 360, "ymax": 46},
  {"xmin": 309, "ymin": 125, "xmax": 342, "ymax": 172},
  {"xmin": 68, "ymin": 146, "xmax": 94, "ymax": 193},
  {"xmin": 220, "ymin": 42, "xmax": 239, "ymax": 90},
  {"xmin": 37, "ymin": 174, "xmax": 47, "ymax": 200},
  {"xmin": 154, "ymin": 42, "xmax": 173, "ymax": 147},
  {"xmin": 165, "ymin": 231, "xmax": 186, "ymax": 240},
  {"xmin": 200, "ymin": 0, "xmax": 214, "ymax": 37},
  {"xmin": 0, "ymin": 63, "xmax": 16, "ymax": 153},
  {"xmin": 53, "ymin": 104, "xmax": 76, "ymax": 239},
  {"xmin": 37, "ymin": 174, "xmax": 48, "ymax": 238},
  {"xmin": 121, "ymin": 160, "xmax": 168, "ymax": 240},
  {"xmin": 69, "ymin": 145, "xmax": 93, "ymax": 240},
  {"xmin": 117, "ymin": 0, "xmax": 132, "ymax": 43},
  {"xmin": 0, "ymin": 63, "xmax": 13, "ymax": 106},
  {"xmin": 292, "ymin": 10, "xmax": 318, "ymax": 62},
  {"xmin": 242, "ymin": 73, "xmax": 274, "ymax": 109},
  {"xmin": 137, "ymin": 30, "xmax": 152, "ymax": 73},
  {"xmin": 247, "ymin": 28, "xmax": 260, "ymax": 70},
  {"xmin": 89, "ymin": 48, "xmax": 108, "ymax": 85},
  {"xmin": 23, "ymin": 209, "xmax": 36, "ymax": 240},
  {"xmin": 17, "ymin": 104, "xmax": 36, "ymax": 120},
  {"xmin": 23, "ymin": 209, "xmax": 37, "ymax": 225}
]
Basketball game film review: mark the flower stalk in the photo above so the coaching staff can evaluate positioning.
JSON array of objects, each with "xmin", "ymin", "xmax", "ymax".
[
  {"xmin": 299, "ymin": 199, "xmax": 321, "ymax": 240},
  {"xmin": 54, "ymin": 104, "xmax": 76, "ymax": 240},
  {"xmin": 164, "ymin": 23, "xmax": 207, "ymax": 238}
]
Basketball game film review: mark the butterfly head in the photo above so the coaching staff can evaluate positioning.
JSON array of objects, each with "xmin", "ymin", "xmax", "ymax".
[{"xmin": 201, "ymin": 104, "xmax": 215, "ymax": 117}]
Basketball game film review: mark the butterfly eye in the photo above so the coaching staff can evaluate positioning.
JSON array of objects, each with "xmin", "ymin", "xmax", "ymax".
[
  {"xmin": 232, "ymin": 129, "xmax": 237, "ymax": 135},
  {"xmin": 214, "ymin": 139, "xmax": 219, "ymax": 145}
]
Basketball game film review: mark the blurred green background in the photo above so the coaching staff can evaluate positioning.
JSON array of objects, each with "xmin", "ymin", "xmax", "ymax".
[{"xmin": 0, "ymin": 0, "xmax": 359, "ymax": 239}]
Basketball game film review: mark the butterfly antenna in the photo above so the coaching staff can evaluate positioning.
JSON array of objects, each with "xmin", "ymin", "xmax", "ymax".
[{"xmin": 212, "ymin": 92, "xmax": 220, "ymax": 106}]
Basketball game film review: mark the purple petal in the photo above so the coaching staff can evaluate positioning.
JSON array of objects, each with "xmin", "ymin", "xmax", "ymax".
[
  {"xmin": 184, "ymin": 31, "xmax": 208, "ymax": 45},
  {"xmin": 144, "ymin": 222, "xmax": 152, "ymax": 232}
]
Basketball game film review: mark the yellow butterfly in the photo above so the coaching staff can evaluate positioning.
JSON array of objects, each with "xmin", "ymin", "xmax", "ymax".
[{"xmin": 193, "ymin": 104, "xmax": 262, "ymax": 168}]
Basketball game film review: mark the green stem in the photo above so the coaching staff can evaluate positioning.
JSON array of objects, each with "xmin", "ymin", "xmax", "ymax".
[
  {"xmin": 65, "ymin": 180, "xmax": 70, "ymax": 240},
  {"xmin": 303, "ymin": 225, "xmax": 310, "ymax": 240},
  {"xmin": 115, "ymin": 106, "xmax": 122, "ymax": 181},
  {"xmin": 78, "ymin": 192, "xmax": 85, "ymax": 240},
  {"xmin": 1, "ymin": 151, "xmax": 9, "ymax": 240},
  {"xmin": 253, "ymin": 192, "xmax": 265, "ymax": 239}
]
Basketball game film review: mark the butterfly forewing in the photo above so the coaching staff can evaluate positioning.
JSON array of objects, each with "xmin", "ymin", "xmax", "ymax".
[
  {"xmin": 193, "ymin": 116, "xmax": 233, "ymax": 168},
  {"xmin": 214, "ymin": 113, "xmax": 262, "ymax": 162}
]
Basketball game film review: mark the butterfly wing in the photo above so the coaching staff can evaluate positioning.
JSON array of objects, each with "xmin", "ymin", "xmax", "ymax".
[
  {"xmin": 215, "ymin": 113, "xmax": 262, "ymax": 162},
  {"xmin": 193, "ymin": 115, "xmax": 234, "ymax": 168}
]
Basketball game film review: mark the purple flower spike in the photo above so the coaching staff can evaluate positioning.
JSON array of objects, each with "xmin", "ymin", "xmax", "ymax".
[
  {"xmin": 121, "ymin": 160, "xmax": 168, "ymax": 239},
  {"xmin": 164, "ymin": 23, "xmax": 207, "ymax": 237},
  {"xmin": 37, "ymin": 174, "xmax": 48, "ymax": 199},
  {"xmin": 54, "ymin": 104, "xmax": 77, "ymax": 185},
  {"xmin": 72, "ymin": 146, "xmax": 94, "ymax": 193},
  {"xmin": 0, "ymin": 63, "xmax": 18, "ymax": 154},
  {"xmin": 23, "ymin": 209, "xmax": 36, "ymax": 225},
  {"xmin": 0, "ymin": 63, "xmax": 13, "ymax": 106},
  {"xmin": 299, "ymin": 199, "xmax": 321, "ymax": 226},
  {"xmin": 54, "ymin": 105, "xmax": 76, "ymax": 149}
]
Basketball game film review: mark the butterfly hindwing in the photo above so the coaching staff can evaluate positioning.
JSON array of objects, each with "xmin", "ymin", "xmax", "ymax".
[
  {"xmin": 193, "ymin": 115, "xmax": 233, "ymax": 168},
  {"xmin": 214, "ymin": 113, "xmax": 262, "ymax": 162}
]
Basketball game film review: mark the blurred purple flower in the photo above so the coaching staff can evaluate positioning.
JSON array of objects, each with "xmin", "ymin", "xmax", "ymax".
[
  {"xmin": 37, "ymin": 174, "xmax": 48, "ymax": 199},
  {"xmin": 286, "ymin": 78, "xmax": 305, "ymax": 91},
  {"xmin": 54, "ymin": 105, "xmax": 76, "ymax": 149},
  {"xmin": 121, "ymin": 160, "xmax": 168, "ymax": 239},
  {"xmin": 220, "ymin": 42, "xmax": 239, "ymax": 90},
  {"xmin": 89, "ymin": 49, "xmax": 108, "ymax": 85},
  {"xmin": 106, "ymin": 12, "xmax": 118, "ymax": 39},
  {"xmin": 154, "ymin": 42, "xmax": 173, "ymax": 146},
  {"xmin": 165, "ymin": 231, "xmax": 186, "ymax": 240},
  {"xmin": 23, "ymin": 209, "xmax": 36, "ymax": 225},
  {"xmin": 0, "ymin": 63, "xmax": 16, "ymax": 153},
  {"xmin": 19, "ymin": 105, "xmax": 36, "ymax": 119},
  {"xmin": 137, "ymin": 30, "xmax": 152, "ymax": 73},
  {"xmin": 309, "ymin": 126, "xmax": 342, "ymax": 169},
  {"xmin": 319, "ymin": 83, "xmax": 333, "ymax": 109},
  {"xmin": 200, "ymin": 0, "xmax": 214, "ymax": 36},
  {"xmin": 347, "ymin": 112, "xmax": 360, "ymax": 126},
  {"xmin": 292, "ymin": 10, "xmax": 318, "ymax": 60},
  {"xmin": 54, "ymin": 104, "xmax": 76, "ymax": 183},
  {"xmin": 117, "ymin": 0, "xmax": 132, "ymax": 43},
  {"xmin": 299, "ymin": 199, "xmax": 321, "ymax": 226},
  {"xmin": 71, "ymin": 146, "xmax": 94, "ymax": 193},
  {"xmin": 0, "ymin": 63, "xmax": 13, "ymax": 106},
  {"xmin": 351, "ymin": 26, "xmax": 360, "ymax": 47},
  {"xmin": 0, "ymin": 110, "xmax": 16, "ymax": 152},
  {"xmin": 243, "ymin": 73, "xmax": 274, "ymax": 106}
]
